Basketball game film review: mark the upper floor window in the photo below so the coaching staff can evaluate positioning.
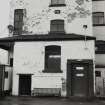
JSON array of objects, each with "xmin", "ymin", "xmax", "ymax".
[
  {"xmin": 93, "ymin": 12, "xmax": 105, "ymax": 26},
  {"xmin": 14, "ymin": 9, "xmax": 24, "ymax": 35},
  {"xmin": 50, "ymin": 20, "xmax": 64, "ymax": 33},
  {"xmin": 92, "ymin": 0, "xmax": 104, "ymax": 1},
  {"xmin": 50, "ymin": 0, "xmax": 65, "ymax": 6},
  {"xmin": 43, "ymin": 45, "xmax": 62, "ymax": 73}
]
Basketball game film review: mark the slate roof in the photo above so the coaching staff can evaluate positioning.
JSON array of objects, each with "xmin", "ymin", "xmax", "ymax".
[{"xmin": 0, "ymin": 33, "xmax": 96, "ymax": 50}]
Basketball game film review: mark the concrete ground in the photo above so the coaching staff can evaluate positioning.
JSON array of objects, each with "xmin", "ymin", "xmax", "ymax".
[{"xmin": 0, "ymin": 96, "xmax": 105, "ymax": 105}]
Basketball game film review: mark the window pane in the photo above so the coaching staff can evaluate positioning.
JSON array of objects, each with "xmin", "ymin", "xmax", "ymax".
[
  {"xmin": 93, "ymin": 12, "xmax": 104, "ymax": 25},
  {"xmin": 58, "ymin": 24, "xmax": 64, "ymax": 32},
  {"xmin": 58, "ymin": 0, "xmax": 65, "ymax": 4},
  {"xmin": 95, "ymin": 71, "xmax": 101, "ymax": 77},
  {"xmin": 14, "ymin": 9, "xmax": 23, "ymax": 34},
  {"xmin": 51, "ymin": 0, "xmax": 57, "ymax": 5},
  {"xmin": 50, "ymin": 20, "xmax": 64, "ymax": 32},
  {"xmin": 93, "ymin": 17, "xmax": 98, "ymax": 24},
  {"xmin": 51, "ymin": 24, "xmax": 58, "ymax": 32},
  {"xmin": 99, "ymin": 17, "xmax": 104, "ymax": 24},
  {"xmin": 51, "ymin": 0, "xmax": 65, "ymax": 5}
]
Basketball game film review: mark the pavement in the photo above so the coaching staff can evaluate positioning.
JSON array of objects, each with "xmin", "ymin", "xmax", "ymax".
[{"xmin": 0, "ymin": 96, "xmax": 105, "ymax": 105}]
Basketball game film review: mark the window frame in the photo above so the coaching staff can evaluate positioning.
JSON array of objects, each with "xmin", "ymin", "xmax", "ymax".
[
  {"xmin": 14, "ymin": 9, "xmax": 24, "ymax": 35},
  {"xmin": 50, "ymin": 20, "xmax": 65, "ymax": 33},
  {"xmin": 43, "ymin": 45, "xmax": 62, "ymax": 73},
  {"xmin": 93, "ymin": 12, "xmax": 105, "ymax": 26},
  {"xmin": 50, "ymin": 0, "xmax": 66, "ymax": 7}
]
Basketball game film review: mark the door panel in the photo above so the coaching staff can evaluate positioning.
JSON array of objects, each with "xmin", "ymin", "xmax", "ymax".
[
  {"xmin": 19, "ymin": 75, "xmax": 31, "ymax": 95},
  {"xmin": 71, "ymin": 63, "xmax": 88, "ymax": 96}
]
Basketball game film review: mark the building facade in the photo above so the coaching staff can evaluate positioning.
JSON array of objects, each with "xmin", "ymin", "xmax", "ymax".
[
  {"xmin": 0, "ymin": 0, "xmax": 95, "ymax": 98},
  {"xmin": 92, "ymin": 0, "xmax": 105, "ymax": 97}
]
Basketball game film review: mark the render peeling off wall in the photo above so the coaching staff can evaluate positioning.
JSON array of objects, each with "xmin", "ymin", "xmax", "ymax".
[{"xmin": 9, "ymin": 0, "xmax": 92, "ymax": 35}]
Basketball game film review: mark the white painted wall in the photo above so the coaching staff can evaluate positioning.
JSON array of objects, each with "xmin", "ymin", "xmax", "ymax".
[
  {"xmin": 10, "ymin": 0, "xmax": 92, "ymax": 36},
  {"xmin": 12, "ymin": 40, "xmax": 95, "ymax": 96},
  {"xmin": 0, "ymin": 0, "xmax": 10, "ymax": 37},
  {"xmin": 0, "ymin": 49, "xmax": 8, "ymax": 65}
]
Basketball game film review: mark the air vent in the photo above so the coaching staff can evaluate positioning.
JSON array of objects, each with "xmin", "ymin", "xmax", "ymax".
[{"xmin": 55, "ymin": 10, "xmax": 60, "ymax": 14}]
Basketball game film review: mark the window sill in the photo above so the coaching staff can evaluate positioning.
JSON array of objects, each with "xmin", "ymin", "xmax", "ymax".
[
  {"xmin": 93, "ymin": 24, "xmax": 105, "ymax": 26},
  {"xmin": 95, "ymin": 51, "xmax": 105, "ymax": 54},
  {"xmin": 92, "ymin": 0, "xmax": 104, "ymax": 1},
  {"xmin": 49, "ymin": 31, "xmax": 65, "ymax": 34},
  {"xmin": 42, "ymin": 69, "xmax": 63, "ymax": 73},
  {"xmin": 49, "ymin": 4, "xmax": 66, "ymax": 7}
]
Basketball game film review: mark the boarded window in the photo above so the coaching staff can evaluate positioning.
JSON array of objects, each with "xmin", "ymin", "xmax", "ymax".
[
  {"xmin": 44, "ymin": 45, "xmax": 61, "ymax": 73},
  {"xmin": 14, "ymin": 9, "xmax": 24, "ymax": 35},
  {"xmin": 51, "ymin": 0, "xmax": 65, "ymax": 5},
  {"xmin": 93, "ymin": 12, "xmax": 104, "ymax": 25},
  {"xmin": 50, "ymin": 20, "xmax": 64, "ymax": 33}
]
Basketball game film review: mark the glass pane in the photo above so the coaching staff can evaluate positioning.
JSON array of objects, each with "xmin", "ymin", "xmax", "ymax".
[
  {"xmin": 47, "ymin": 57, "xmax": 61, "ymax": 70},
  {"xmin": 58, "ymin": 0, "xmax": 64, "ymax": 4},
  {"xmin": 51, "ymin": 0, "xmax": 57, "ymax": 5},
  {"xmin": 51, "ymin": 24, "xmax": 57, "ymax": 32},
  {"xmin": 14, "ymin": 15, "xmax": 20, "ymax": 21},
  {"xmin": 98, "ymin": 17, "xmax": 104, "ymax": 24},
  {"xmin": 93, "ymin": 17, "xmax": 98, "ymax": 24},
  {"xmin": 58, "ymin": 25, "xmax": 64, "ymax": 32}
]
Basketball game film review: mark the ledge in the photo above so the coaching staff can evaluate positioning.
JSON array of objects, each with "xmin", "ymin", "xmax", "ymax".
[
  {"xmin": 49, "ymin": 4, "xmax": 66, "ymax": 7},
  {"xmin": 42, "ymin": 69, "xmax": 63, "ymax": 73},
  {"xmin": 95, "ymin": 65, "xmax": 105, "ymax": 68},
  {"xmin": 93, "ymin": 24, "xmax": 105, "ymax": 27}
]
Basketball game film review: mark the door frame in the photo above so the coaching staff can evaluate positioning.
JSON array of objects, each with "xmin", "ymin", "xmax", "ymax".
[
  {"xmin": 18, "ymin": 74, "xmax": 32, "ymax": 96},
  {"xmin": 67, "ymin": 59, "xmax": 94, "ymax": 97}
]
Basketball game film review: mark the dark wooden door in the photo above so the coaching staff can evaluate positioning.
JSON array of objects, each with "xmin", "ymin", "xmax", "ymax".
[
  {"xmin": 71, "ymin": 63, "xmax": 89, "ymax": 97},
  {"xmin": 19, "ymin": 74, "xmax": 31, "ymax": 96}
]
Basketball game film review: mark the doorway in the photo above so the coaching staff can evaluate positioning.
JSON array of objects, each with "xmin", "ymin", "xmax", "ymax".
[
  {"xmin": 19, "ymin": 74, "xmax": 31, "ymax": 96},
  {"xmin": 67, "ymin": 60, "xmax": 94, "ymax": 97}
]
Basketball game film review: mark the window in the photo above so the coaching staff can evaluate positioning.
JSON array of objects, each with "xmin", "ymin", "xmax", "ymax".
[
  {"xmin": 95, "ymin": 41, "xmax": 105, "ymax": 54},
  {"xmin": 44, "ymin": 45, "xmax": 62, "ymax": 73},
  {"xmin": 50, "ymin": 0, "xmax": 65, "ymax": 6},
  {"xmin": 95, "ymin": 71, "xmax": 101, "ymax": 77},
  {"xmin": 50, "ymin": 20, "xmax": 64, "ymax": 33},
  {"xmin": 14, "ymin": 9, "xmax": 24, "ymax": 35},
  {"xmin": 93, "ymin": 12, "xmax": 104, "ymax": 26},
  {"xmin": 10, "ymin": 58, "xmax": 13, "ymax": 67},
  {"xmin": 5, "ymin": 71, "xmax": 8, "ymax": 78}
]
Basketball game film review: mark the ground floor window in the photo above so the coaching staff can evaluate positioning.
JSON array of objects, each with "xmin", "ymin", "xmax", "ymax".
[{"xmin": 43, "ymin": 45, "xmax": 62, "ymax": 73}]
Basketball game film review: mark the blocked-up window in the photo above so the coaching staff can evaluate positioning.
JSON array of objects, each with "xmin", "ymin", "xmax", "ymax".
[
  {"xmin": 50, "ymin": 20, "xmax": 64, "ymax": 33},
  {"xmin": 93, "ymin": 12, "xmax": 104, "ymax": 25},
  {"xmin": 51, "ymin": 0, "xmax": 65, "ymax": 5},
  {"xmin": 14, "ymin": 9, "xmax": 24, "ymax": 35},
  {"xmin": 44, "ymin": 45, "xmax": 62, "ymax": 73}
]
